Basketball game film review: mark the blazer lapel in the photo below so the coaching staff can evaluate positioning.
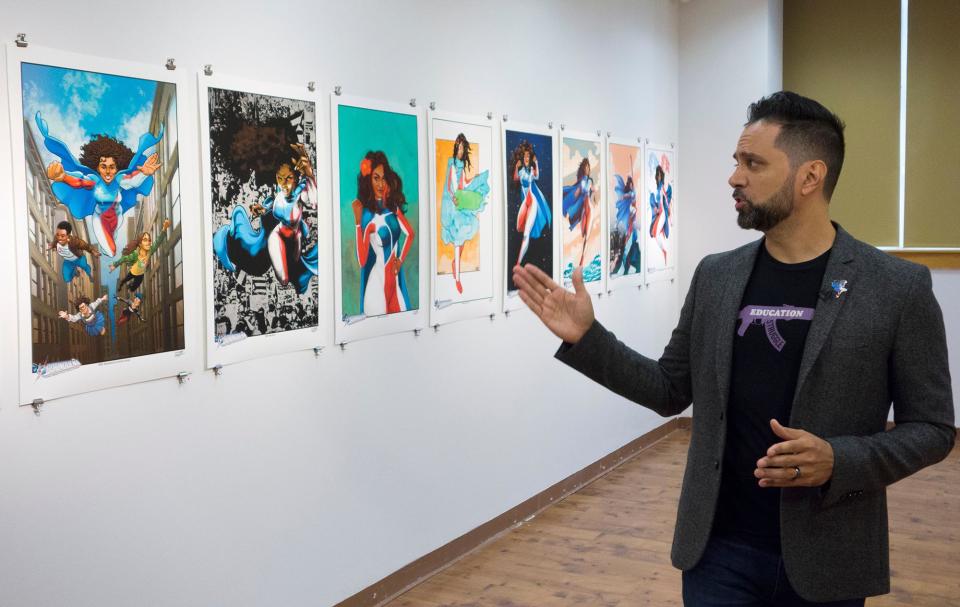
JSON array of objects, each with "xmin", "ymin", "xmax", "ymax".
[
  {"xmin": 715, "ymin": 240, "xmax": 762, "ymax": 412},
  {"xmin": 791, "ymin": 225, "xmax": 858, "ymax": 413}
]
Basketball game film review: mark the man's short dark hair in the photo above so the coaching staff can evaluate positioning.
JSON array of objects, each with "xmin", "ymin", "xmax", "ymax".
[
  {"xmin": 56, "ymin": 220, "xmax": 72, "ymax": 234},
  {"xmin": 747, "ymin": 91, "xmax": 846, "ymax": 200}
]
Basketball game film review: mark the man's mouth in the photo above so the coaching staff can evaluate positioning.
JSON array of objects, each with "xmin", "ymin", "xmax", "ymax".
[{"xmin": 733, "ymin": 191, "xmax": 749, "ymax": 211}]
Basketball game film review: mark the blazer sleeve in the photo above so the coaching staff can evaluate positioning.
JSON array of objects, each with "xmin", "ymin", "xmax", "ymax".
[
  {"xmin": 822, "ymin": 265, "xmax": 955, "ymax": 507},
  {"xmin": 553, "ymin": 259, "xmax": 704, "ymax": 417}
]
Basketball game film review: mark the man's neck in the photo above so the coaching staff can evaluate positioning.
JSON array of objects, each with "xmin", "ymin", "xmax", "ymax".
[{"xmin": 762, "ymin": 210, "xmax": 836, "ymax": 264}]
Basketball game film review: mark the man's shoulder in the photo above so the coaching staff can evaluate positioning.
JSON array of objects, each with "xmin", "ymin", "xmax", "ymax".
[
  {"xmin": 698, "ymin": 239, "xmax": 761, "ymax": 272},
  {"xmin": 840, "ymin": 228, "xmax": 928, "ymax": 282}
]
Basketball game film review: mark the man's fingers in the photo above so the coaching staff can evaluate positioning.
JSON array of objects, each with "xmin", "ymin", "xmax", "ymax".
[
  {"xmin": 770, "ymin": 418, "xmax": 804, "ymax": 440},
  {"xmin": 517, "ymin": 289, "xmax": 542, "ymax": 317},
  {"xmin": 571, "ymin": 267, "xmax": 586, "ymax": 296},
  {"xmin": 512, "ymin": 269, "xmax": 545, "ymax": 308},
  {"xmin": 757, "ymin": 453, "xmax": 807, "ymax": 469},
  {"xmin": 767, "ymin": 438, "xmax": 806, "ymax": 457},
  {"xmin": 522, "ymin": 263, "xmax": 560, "ymax": 292}
]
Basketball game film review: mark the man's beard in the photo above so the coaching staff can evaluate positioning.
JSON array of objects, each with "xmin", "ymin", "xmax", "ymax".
[{"xmin": 735, "ymin": 176, "xmax": 794, "ymax": 231}]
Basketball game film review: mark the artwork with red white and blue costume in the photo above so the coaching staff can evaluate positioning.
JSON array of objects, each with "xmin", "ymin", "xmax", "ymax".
[
  {"xmin": 643, "ymin": 144, "xmax": 676, "ymax": 284},
  {"xmin": 200, "ymin": 77, "xmax": 321, "ymax": 367},
  {"xmin": 332, "ymin": 95, "xmax": 424, "ymax": 343},
  {"xmin": 607, "ymin": 138, "xmax": 644, "ymax": 290},
  {"xmin": 560, "ymin": 133, "xmax": 604, "ymax": 295},
  {"xmin": 428, "ymin": 111, "xmax": 499, "ymax": 326},
  {"xmin": 7, "ymin": 46, "xmax": 196, "ymax": 403},
  {"xmin": 503, "ymin": 124, "xmax": 557, "ymax": 311}
]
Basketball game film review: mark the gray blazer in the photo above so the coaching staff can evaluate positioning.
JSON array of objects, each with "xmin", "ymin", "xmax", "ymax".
[{"xmin": 556, "ymin": 225, "xmax": 955, "ymax": 602}]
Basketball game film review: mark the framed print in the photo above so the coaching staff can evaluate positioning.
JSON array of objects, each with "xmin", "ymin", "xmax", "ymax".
[
  {"xmin": 6, "ymin": 44, "xmax": 200, "ymax": 404},
  {"xmin": 644, "ymin": 143, "xmax": 677, "ymax": 284},
  {"xmin": 331, "ymin": 94, "xmax": 425, "ymax": 343},
  {"xmin": 606, "ymin": 136, "xmax": 645, "ymax": 291},
  {"xmin": 502, "ymin": 120, "xmax": 558, "ymax": 312},
  {"xmin": 199, "ymin": 74, "xmax": 326, "ymax": 367},
  {"xmin": 428, "ymin": 109, "xmax": 500, "ymax": 326},
  {"xmin": 559, "ymin": 129, "xmax": 604, "ymax": 295}
]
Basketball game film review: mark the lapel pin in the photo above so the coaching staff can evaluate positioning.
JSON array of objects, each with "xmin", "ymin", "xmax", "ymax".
[{"xmin": 830, "ymin": 279, "xmax": 848, "ymax": 299}]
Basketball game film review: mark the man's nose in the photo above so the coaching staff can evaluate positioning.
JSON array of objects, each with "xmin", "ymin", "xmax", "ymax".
[{"xmin": 728, "ymin": 167, "xmax": 745, "ymax": 189}]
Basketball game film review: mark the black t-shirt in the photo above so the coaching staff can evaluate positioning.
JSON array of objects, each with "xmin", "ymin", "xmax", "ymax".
[{"xmin": 713, "ymin": 244, "xmax": 830, "ymax": 552}]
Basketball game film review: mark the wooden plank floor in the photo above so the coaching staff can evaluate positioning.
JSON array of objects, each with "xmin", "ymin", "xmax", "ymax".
[{"xmin": 386, "ymin": 428, "xmax": 960, "ymax": 606}]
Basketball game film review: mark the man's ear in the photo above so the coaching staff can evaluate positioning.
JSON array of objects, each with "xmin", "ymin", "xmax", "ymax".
[{"xmin": 798, "ymin": 160, "xmax": 827, "ymax": 197}]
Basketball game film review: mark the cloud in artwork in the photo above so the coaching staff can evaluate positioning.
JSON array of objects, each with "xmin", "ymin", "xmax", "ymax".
[
  {"xmin": 28, "ymin": 101, "xmax": 91, "ymax": 170},
  {"xmin": 117, "ymin": 105, "xmax": 153, "ymax": 155},
  {"xmin": 60, "ymin": 71, "xmax": 109, "ymax": 118}
]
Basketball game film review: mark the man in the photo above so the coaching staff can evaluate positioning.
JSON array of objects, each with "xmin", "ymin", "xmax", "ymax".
[
  {"xmin": 48, "ymin": 220, "xmax": 100, "ymax": 283},
  {"xmin": 513, "ymin": 91, "xmax": 955, "ymax": 606}
]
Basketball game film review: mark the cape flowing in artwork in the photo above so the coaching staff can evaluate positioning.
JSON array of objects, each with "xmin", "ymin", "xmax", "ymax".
[
  {"xmin": 6, "ymin": 45, "xmax": 199, "ymax": 404},
  {"xmin": 644, "ymin": 144, "xmax": 677, "ymax": 284},
  {"xmin": 560, "ymin": 132, "xmax": 604, "ymax": 295},
  {"xmin": 502, "ymin": 122, "xmax": 558, "ymax": 312},
  {"xmin": 331, "ymin": 95, "xmax": 425, "ymax": 343},
  {"xmin": 428, "ymin": 110, "xmax": 500, "ymax": 326},
  {"xmin": 200, "ymin": 75, "xmax": 325, "ymax": 367},
  {"xmin": 606, "ymin": 138, "xmax": 645, "ymax": 291}
]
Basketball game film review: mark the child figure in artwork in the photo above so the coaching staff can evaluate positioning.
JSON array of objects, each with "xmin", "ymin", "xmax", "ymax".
[
  {"xmin": 512, "ymin": 140, "xmax": 552, "ymax": 267},
  {"xmin": 562, "ymin": 157, "xmax": 595, "ymax": 267},
  {"xmin": 612, "ymin": 174, "xmax": 641, "ymax": 275},
  {"xmin": 649, "ymin": 154, "xmax": 673, "ymax": 265},
  {"xmin": 58, "ymin": 295, "xmax": 108, "ymax": 337},
  {"xmin": 117, "ymin": 293, "xmax": 145, "ymax": 325},
  {"xmin": 440, "ymin": 133, "xmax": 490, "ymax": 294},
  {"xmin": 351, "ymin": 151, "xmax": 415, "ymax": 316},
  {"xmin": 48, "ymin": 220, "xmax": 100, "ymax": 283},
  {"xmin": 111, "ymin": 219, "xmax": 172, "ymax": 293},
  {"xmin": 36, "ymin": 112, "xmax": 163, "ymax": 257}
]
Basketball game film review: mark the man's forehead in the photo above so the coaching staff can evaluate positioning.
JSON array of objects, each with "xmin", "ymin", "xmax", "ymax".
[{"xmin": 735, "ymin": 121, "xmax": 781, "ymax": 154}]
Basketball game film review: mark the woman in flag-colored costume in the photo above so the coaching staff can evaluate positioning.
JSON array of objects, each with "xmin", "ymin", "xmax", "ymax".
[{"xmin": 351, "ymin": 151, "xmax": 415, "ymax": 316}]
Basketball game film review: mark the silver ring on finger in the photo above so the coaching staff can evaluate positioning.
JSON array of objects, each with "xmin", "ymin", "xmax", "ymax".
[{"xmin": 793, "ymin": 465, "xmax": 801, "ymax": 480}]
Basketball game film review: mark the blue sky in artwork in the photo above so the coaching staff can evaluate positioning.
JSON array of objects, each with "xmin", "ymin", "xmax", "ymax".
[{"xmin": 21, "ymin": 62, "xmax": 158, "ymax": 166}]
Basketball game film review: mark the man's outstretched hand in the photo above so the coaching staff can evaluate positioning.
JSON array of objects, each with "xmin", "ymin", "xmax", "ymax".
[{"xmin": 512, "ymin": 264, "xmax": 595, "ymax": 344}]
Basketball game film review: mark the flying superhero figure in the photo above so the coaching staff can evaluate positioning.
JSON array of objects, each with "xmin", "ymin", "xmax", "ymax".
[
  {"xmin": 649, "ymin": 152, "xmax": 673, "ymax": 265},
  {"xmin": 48, "ymin": 220, "xmax": 101, "ymax": 283},
  {"xmin": 213, "ymin": 143, "xmax": 319, "ymax": 295},
  {"xmin": 35, "ymin": 112, "xmax": 163, "ymax": 257},
  {"xmin": 611, "ymin": 173, "xmax": 641, "ymax": 275},
  {"xmin": 117, "ymin": 293, "xmax": 145, "ymax": 325},
  {"xmin": 110, "ymin": 219, "xmax": 172, "ymax": 294},
  {"xmin": 58, "ymin": 295, "xmax": 108, "ymax": 337}
]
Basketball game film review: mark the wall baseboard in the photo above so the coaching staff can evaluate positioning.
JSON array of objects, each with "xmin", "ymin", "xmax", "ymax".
[{"xmin": 335, "ymin": 416, "xmax": 689, "ymax": 607}]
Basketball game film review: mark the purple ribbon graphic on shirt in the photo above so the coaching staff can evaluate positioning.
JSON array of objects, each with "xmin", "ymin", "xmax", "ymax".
[{"xmin": 737, "ymin": 305, "xmax": 816, "ymax": 352}]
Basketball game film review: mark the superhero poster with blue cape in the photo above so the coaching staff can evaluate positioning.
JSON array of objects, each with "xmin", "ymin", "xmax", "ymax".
[
  {"xmin": 560, "ymin": 134, "xmax": 603, "ymax": 293},
  {"xmin": 204, "ymin": 83, "xmax": 320, "ymax": 367},
  {"xmin": 504, "ymin": 128, "xmax": 555, "ymax": 295},
  {"xmin": 606, "ymin": 140, "xmax": 645, "ymax": 290},
  {"xmin": 9, "ymin": 49, "xmax": 192, "ymax": 403},
  {"xmin": 644, "ymin": 145, "xmax": 677, "ymax": 284}
]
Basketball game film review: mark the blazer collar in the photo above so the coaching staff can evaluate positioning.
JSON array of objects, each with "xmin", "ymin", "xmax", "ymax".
[
  {"xmin": 791, "ymin": 223, "xmax": 858, "ymax": 419},
  {"xmin": 715, "ymin": 238, "xmax": 763, "ymax": 413},
  {"xmin": 714, "ymin": 222, "xmax": 857, "ymax": 415}
]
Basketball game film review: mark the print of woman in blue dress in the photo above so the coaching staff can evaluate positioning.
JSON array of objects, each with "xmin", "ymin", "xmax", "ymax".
[{"xmin": 440, "ymin": 133, "xmax": 490, "ymax": 294}]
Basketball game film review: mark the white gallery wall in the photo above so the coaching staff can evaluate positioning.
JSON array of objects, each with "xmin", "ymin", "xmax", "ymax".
[
  {"xmin": 0, "ymin": 1, "xmax": 683, "ymax": 606},
  {"xmin": 679, "ymin": 0, "xmax": 960, "ymax": 423}
]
